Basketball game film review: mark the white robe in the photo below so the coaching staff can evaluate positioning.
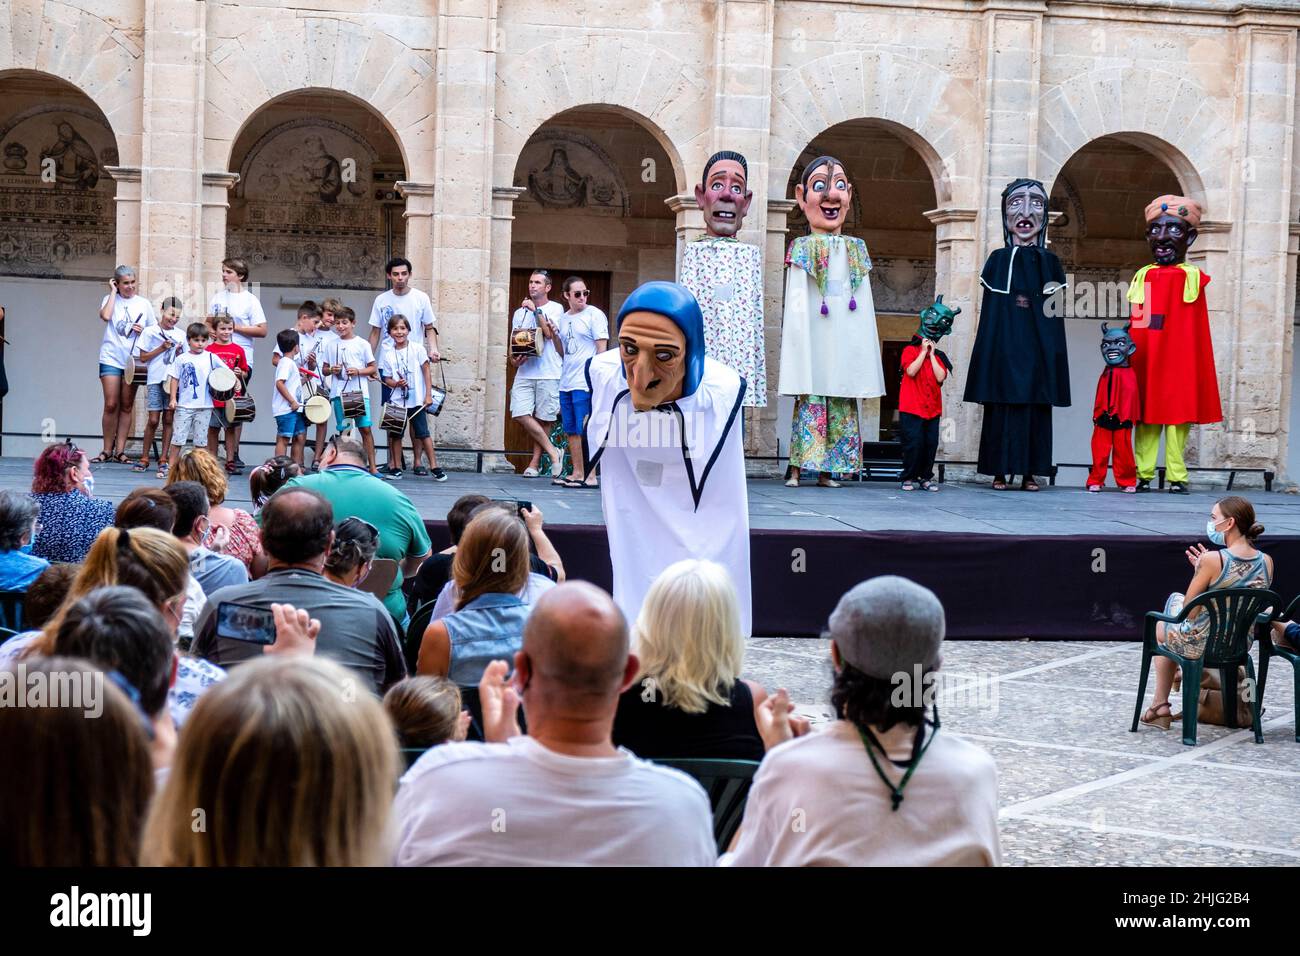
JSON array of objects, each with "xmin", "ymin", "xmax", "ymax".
[
  {"xmin": 777, "ymin": 236, "xmax": 885, "ymax": 398},
  {"xmin": 584, "ymin": 350, "xmax": 752, "ymax": 637}
]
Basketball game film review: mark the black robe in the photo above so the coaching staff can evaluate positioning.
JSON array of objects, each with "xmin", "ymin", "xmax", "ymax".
[{"xmin": 964, "ymin": 246, "xmax": 1070, "ymax": 476}]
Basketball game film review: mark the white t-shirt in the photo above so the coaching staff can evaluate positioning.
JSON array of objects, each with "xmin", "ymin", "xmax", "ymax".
[
  {"xmin": 98, "ymin": 293, "xmax": 157, "ymax": 369},
  {"xmin": 273, "ymin": 328, "xmax": 320, "ymax": 364},
  {"xmin": 721, "ymin": 720, "xmax": 1002, "ymax": 867},
  {"xmin": 558, "ymin": 306, "xmax": 610, "ymax": 392},
  {"xmin": 378, "ymin": 341, "xmax": 430, "ymax": 408},
  {"xmin": 369, "ymin": 288, "xmax": 436, "ymax": 351},
  {"xmin": 511, "ymin": 301, "xmax": 564, "ymax": 380},
  {"xmin": 272, "ymin": 355, "xmax": 302, "ymax": 417},
  {"xmin": 393, "ymin": 735, "xmax": 716, "ymax": 866},
  {"xmin": 137, "ymin": 325, "xmax": 186, "ymax": 386},
  {"xmin": 325, "ymin": 336, "xmax": 375, "ymax": 399},
  {"xmin": 167, "ymin": 350, "xmax": 220, "ymax": 410},
  {"xmin": 207, "ymin": 289, "xmax": 267, "ymax": 366}
]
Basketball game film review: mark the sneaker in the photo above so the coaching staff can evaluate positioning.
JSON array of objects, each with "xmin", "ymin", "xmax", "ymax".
[
  {"xmin": 1168, "ymin": 481, "xmax": 1188, "ymax": 494},
  {"xmin": 1135, "ymin": 478, "xmax": 1151, "ymax": 492},
  {"xmin": 232, "ymin": 455, "xmax": 245, "ymax": 468},
  {"xmin": 431, "ymin": 468, "xmax": 448, "ymax": 482},
  {"xmin": 385, "ymin": 469, "xmax": 403, "ymax": 481},
  {"xmin": 413, "ymin": 466, "xmax": 429, "ymax": 477}
]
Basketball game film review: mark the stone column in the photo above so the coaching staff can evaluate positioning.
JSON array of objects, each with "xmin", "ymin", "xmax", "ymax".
[
  {"xmin": 429, "ymin": 0, "xmax": 498, "ymax": 451},
  {"xmin": 979, "ymin": 7, "xmax": 1042, "ymax": 251},
  {"xmin": 925, "ymin": 207, "xmax": 981, "ymax": 467},
  {"xmin": 396, "ymin": 181, "xmax": 436, "ymax": 294},
  {"xmin": 1216, "ymin": 26, "xmax": 1297, "ymax": 474},
  {"xmin": 1284, "ymin": 221, "xmax": 1300, "ymax": 480},
  {"xmin": 756, "ymin": 198, "xmax": 796, "ymax": 464},
  {"xmin": 665, "ymin": 194, "xmax": 703, "ymax": 276},
  {"xmin": 484, "ymin": 185, "xmax": 527, "ymax": 472},
  {"xmin": 103, "ymin": 166, "xmax": 143, "ymax": 271},
  {"xmin": 200, "ymin": 172, "xmax": 238, "ymax": 306}
]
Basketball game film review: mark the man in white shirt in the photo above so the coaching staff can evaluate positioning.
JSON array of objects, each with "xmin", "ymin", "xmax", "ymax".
[
  {"xmin": 393, "ymin": 581, "xmax": 716, "ymax": 866},
  {"xmin": 556, "ymin": 276, "xmax": 608, "ymax": 487},
  {"xmin": 207, "ymin": 258, "xmax": 267, "ymax": 469},
  {"xmin": 723, "ymin": 576, "xmax": 1002, "ymax": 867},
  {"xmin": 96, "ymin": 265, "xmax": 157, "ymax": 463},
  {"xmin": 509, "ymin": 269, "xmax": 566, "ymax": 477}
]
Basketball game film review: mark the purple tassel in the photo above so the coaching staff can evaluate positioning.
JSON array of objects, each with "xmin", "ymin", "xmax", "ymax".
[
  {"xmin": 820, "ymin": 299, "xmax": 829, "ymax": 316},
  {"xmin": 849, "ymin": 296, "xmax": 857, "ymax": 311}
]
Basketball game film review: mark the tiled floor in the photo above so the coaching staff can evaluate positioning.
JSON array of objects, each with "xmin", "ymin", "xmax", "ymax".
[{"xmin": 744, "ymin": 637, "xmax": 1300, "ymax": 866}]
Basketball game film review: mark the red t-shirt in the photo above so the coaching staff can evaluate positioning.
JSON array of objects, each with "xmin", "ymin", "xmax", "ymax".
[
  {"xmin": 898, "ymin": 338, "xmax": 952, "ymax": 420},
  {"xmin": 206, "ymin": 342, "xmax": 249, "ymax": 408}
]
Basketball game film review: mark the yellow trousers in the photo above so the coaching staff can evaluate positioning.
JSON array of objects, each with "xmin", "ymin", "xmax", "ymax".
[{"xmin": 1134, "ymin": 423, "xmax": 1191, "ymax": 482}]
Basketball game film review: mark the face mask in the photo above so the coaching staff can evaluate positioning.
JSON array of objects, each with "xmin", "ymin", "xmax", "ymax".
[
  {"xmin": 1206, "ymin": 519, "xmax": 1227, "ymax": 546},
  {"xmin": 81, "ymin": 474, "xmax": 95, "ymax": 495}
]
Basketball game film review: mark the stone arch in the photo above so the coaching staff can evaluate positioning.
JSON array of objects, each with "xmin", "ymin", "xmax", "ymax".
[
  {"xmin": 768, "ymin": 51, "xmax": 980, "ymax": 207},
  {"xmin": 1039, "ymin": 68, "xmax": 1222, "ymax": 211},
  {"xmin": 493, "ymin": 36, "xmax": 702, "ymax": 193},
  {"xmin": 205, "ymin": 22, "xmax": 432, "ymax": 179}
]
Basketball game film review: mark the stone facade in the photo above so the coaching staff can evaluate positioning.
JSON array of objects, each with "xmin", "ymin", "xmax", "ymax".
[{"xmin": 0, "ymin": 0, "xmax": 1297, "ymax": 476}]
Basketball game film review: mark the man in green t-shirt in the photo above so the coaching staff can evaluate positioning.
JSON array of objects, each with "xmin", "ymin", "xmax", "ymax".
[{"xmin": 285, "ymin": 431, "xmax": 431, "ymax": 623}]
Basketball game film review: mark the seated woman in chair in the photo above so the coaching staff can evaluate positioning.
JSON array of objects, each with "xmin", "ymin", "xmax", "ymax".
[
  {"xmin": 323, "ymin": 517, "xmax": 380, "ymax": 589},
  {"xmin": 1143, "ymin": 496, "xmax": 1272, "ymax": 729}
]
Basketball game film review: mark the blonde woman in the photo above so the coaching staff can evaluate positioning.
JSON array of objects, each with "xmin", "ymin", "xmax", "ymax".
[
  {"xmin": 612, "ymin": 558, "xmax": 767, "ymax": 761},
  {"xmin": 384, "ymin": 676, "xmax": 472, "ymax": 753},
  {"xmin": 166, "ymin": 448, "xmax": 267, "ymax": 578},
  {"xmin": 141, "ymin": 656, "xmax": 398, "ymax": 867}
]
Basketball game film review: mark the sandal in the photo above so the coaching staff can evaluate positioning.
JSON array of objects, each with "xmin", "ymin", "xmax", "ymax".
[
  {"xmin": 583, "ymin": 478, "xmax": 599, "ymax": 488},
  {"xmin": 817, "ymin": 473, "xmax": 842, "ymax": 488},
  {"xmin": 131, "ymin": 457, "xmax": 150, "ymax": 473},
  {"xmin": 1021, "ymin": 479, "xmax": 1041, "ymax": 492},
  {"xmin": 1141, "ymin": 701, "xmax": 1172, "ymax": 730},
  {"xmin": 921, "ymin": 480, "xmax": 940, "ymax": 492},
  {"xmin": 91, "ymin": 451, "xmax": 112, "ymax": 464},
  {"xmin": 901, "ymin": 480, "xmax": 917, "ymax": 492},
  {"xmin": 112, "ymin": 451, "xmax": 131, "ymax": 464},
  {"xmin": 784, "ymin": 467, "xmax": 800, "ymax": 488},
  {"xmin": 992, "ymin": 477, "xmax": 1008, "ymax": 490},
  {"xmin": 561, "ymin": 478, "xmax": 585, "ymax": 488},
  {"xmin": 156, "ymin": 463, "xmax": 168, "ymax": 479}
]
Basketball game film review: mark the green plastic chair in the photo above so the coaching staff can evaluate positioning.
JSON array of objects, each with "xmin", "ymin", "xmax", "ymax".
[
  {"xmin": 1131, "ymin": 586, "xmax": 1278, "ymax": 746},
  {"xmin": 1258, "ymin": 595, "xmax": 1300, "ymax": 743},
  {"xmin": 652, "ymin": 758, "xmax": 760, "ymax": 854},
  {"xmin": 0, "ymin": 590, "xmax": 25, "ymax": 633},
  {"xmin": 403, "ymin": 600, "xmax": 437, "ymax": 675}
]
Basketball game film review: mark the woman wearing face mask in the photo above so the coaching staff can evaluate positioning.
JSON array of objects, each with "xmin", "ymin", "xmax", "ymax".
[
  {"xmin": 0, "ymin": 490, "xmax": 48, "ymax": 592},
  {"xmin": 29, "ymin": 440, "xmax": 115, "ymax": 563},
  {"xmin": 324, "ymin": 517, "xmax": 380, "ymax": 589},
  {"xmin": 1141, "ymin": 496, "xmax": 1273, "ymax": 729}
]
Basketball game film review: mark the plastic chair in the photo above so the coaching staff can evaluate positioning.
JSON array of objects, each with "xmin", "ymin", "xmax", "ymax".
[
  {"xmin": 652, "ymin": 758, "xmax": 760, "ymax": 854},
  {"xmin": 0, "ymin": 590, "xmax": 25, "ymax": 633},
  {"xmin": 357, "ymin": 559, "xmax": 399, "ymax": 600},
  {"xmin": 1258, "ymin": 595, "xmax": 1300, "ymax": 743},
  {"xmin": 1131, "ymin": 586, "xmax": 1278, "ymax": 746},
  {"xmin": 404, "ymin": 600, "xmax": 437, "ymax": 675}
]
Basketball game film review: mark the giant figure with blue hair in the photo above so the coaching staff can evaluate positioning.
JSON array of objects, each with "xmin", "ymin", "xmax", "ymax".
[{"xmin": 584, "ymin": 280, "xmax": 752, "ymax": 636}]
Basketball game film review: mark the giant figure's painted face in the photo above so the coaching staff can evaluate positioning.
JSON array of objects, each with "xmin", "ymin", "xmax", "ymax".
[
  {"xmin": 795, "ymin": 158, "xmax": 852, "ymax": 235},
  {"xmin": 917, "ymin": 295, "xmax": 960, "ymax": 342},
  {"xmin": 1099, "ymin": 322, "xmax": 1137, "ymax": 368},
  {"xmin": 618, "ymin": 311, "xmax": 689, "ymax": 411},
  {"xmin": 695, "ymin": 158, "xmax": 752, "ymax": 238},
  {"xmin": 1146, "ymin": 214, "xmax": 1196, "ymax": 266},
  {"xmin": 1004, "ymin": 182, "xmax": 1048, "ymax": 247}
]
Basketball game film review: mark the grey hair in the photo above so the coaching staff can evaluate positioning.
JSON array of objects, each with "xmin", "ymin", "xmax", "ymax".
[
  {"xmin": 114, "ymin": 265, "xmax": 137, "ymax": 281},
  {"xmin": 0, "ymin": 490, "xmax": 38, "ymax": 551},
  {"xmin": 333, "ymin": 431, "xmax": 367, "ymax": 462}
]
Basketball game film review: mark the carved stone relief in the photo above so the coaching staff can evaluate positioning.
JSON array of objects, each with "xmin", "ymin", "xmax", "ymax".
[{"xmin": 515, "ymin": 132, "xmax": 629, "ymax": 216}]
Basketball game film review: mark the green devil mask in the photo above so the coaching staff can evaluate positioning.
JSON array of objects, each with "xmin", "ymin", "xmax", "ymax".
[{"xmin": 917, "ymin": 295, "xmax": 960, "ymax": 342}]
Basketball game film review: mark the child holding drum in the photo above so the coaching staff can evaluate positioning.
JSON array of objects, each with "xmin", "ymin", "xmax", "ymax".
[
  {"xmin": 272, "ymin": 329, "xmax": 308, "ymax": 467},
  {"xmin": 310, "ymin": 298, "xmax": 343, "ymax": 470},
  {"xmin": 378, "ymin": 314, "xmax": 445, "ymax": 482},
  {"xmin": 166, "ymin": 323, "xmax": 219, "ymax": 474},
  {"xmin": 135, "ymin": 296, "xmax": 186, "ymax": 478},
  {"xmin": 205, "ymin": 314, "xmax": 250, "ymax": 475},
  {"xmin": 322, "ymin": 306, "xmax": 380, "ymax": 474}
]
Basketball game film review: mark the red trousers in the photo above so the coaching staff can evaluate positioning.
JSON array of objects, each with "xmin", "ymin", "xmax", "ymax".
[{"xmin": 1089, "ymin": 425, "xmax": 1136, "ymax": 487}]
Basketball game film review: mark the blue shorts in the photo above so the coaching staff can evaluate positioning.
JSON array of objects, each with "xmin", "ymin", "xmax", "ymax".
[
  {"xmin": 333, "ymin": 394, "xmax": 373, "ymax": 429},
  {"xmin": 210, "ymin": 410, "xmax": 228, "ymax": 431},
  {"xmin": 99, "ymin": 363, "xmax": 124, "ymax": 378},
  {"xmin": 147, "ymin": 383, "xmax": 169, "ymax": 413},
  {"xmin": 559, "ymin": 389, "xmax": 592, "ymax": 435},
  {"xmin": 408, "ymin": 407, "xmax": 430, "ymax": 440},
  {"xmin": 275, "ymin": 410, "xmax": 307, "ymax": 438},
  {"xmin": 381, "ymin": 383, "xmax": 393, "ymax": 406}
]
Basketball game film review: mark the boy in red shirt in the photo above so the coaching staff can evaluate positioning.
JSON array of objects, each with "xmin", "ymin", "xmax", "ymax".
[
  {"xmin": 206, "ymin": 313, "xmax": 250, "ymax": 474},
  {"xmin": 899, "ymin": 297, "xmax": 958, "ymax": 491}
]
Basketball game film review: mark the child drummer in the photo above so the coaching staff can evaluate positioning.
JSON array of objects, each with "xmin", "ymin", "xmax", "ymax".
[
  {"xmin": 166, "ymin": 323, "xmax": 218, "ymax": 473},
  {"xmin": 322, "ymin": 306, "xmax": 379, "ymax": 474},
  {"xmin": 205, "ymin": 313, "xmax": 250, "ymax": 474},
  {"xmin": 272, "ymin": 329, "xmax": 308, "ymax": 467},
  {"xmin": 135, "ymin": 296, "xmax": 186, "ymax": 478},
  {"xmin": 378, "ymin": 314, "xmax": 445, "ymax": 481}
]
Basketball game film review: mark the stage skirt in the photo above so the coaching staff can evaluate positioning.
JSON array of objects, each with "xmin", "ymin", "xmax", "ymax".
[
  {"xmin": 790, "ymin": 395, "xmax": 861, "ymax": 474},
  {"xmin": 977, "ymin": 402, "xmax": 1052, "ymax": 478}
]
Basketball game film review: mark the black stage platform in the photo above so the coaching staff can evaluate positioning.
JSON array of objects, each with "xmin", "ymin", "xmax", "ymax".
[{"xmin": 14, "ymin": 455, "xmax": 1298, "ymax": 640}]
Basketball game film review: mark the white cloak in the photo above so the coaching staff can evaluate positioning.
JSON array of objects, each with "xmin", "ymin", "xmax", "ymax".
[
  {"xmin": 584, "ymin": 349, "xmax": 752, "ymax": 637},
  {"xmin": 777, "ymin": 236, "xmax": 886, "ymax": 398}
]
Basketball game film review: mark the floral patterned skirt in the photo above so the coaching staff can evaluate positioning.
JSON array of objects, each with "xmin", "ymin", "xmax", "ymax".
[{"xmin": 790, "ymin": 395, "xmax": 860, "ymax": 474}]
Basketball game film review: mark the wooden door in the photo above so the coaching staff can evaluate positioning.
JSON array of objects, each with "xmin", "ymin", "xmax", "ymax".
[{"xmin": 503, "ymin": 269, "xmax": 613, "ymax": 471}]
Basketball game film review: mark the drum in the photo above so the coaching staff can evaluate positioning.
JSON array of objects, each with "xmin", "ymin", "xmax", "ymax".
[
  {"xmin": 380, "ymin": 403, "xmax": 411, "ymax": 436},
  {"xmin": 225, "ymin": 394, "xmax": 256, "ymax": 425},
  {"xmin": 426, "ymin": 384, "xmax": 447, "ymax": 417},
  {"xmin": 303, "ymin": 394, "xmax": 332, "ymax": 425},
  {"xmin": 209, "ymin": 365, "xmax": 238, "ymax": 403},
  {"xmin": 339, "ymin": 391, "xmax": 366, "ymax": 422},
  {"xmin": 124, "ymin": 358, "xmax": 148, "ymax": 386},
  {"xmin": 510, "ymin": 328, "xmax": 542, "ymax": 359}
]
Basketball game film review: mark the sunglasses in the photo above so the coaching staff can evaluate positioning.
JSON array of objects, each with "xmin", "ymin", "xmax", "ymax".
[{"xmin": 570, "ymin": 290, "xmax": 589, "ymax": 298}]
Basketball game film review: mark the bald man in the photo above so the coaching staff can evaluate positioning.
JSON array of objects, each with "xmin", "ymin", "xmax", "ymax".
[{"xmin": 393, "ymin": 583, "xmax": 716, "ymax": 866}]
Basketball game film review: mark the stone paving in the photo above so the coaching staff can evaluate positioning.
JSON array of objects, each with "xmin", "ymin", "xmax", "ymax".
[{"xmin": 745, "ymin": 637, "xmax": 1300, "ymax": 866}]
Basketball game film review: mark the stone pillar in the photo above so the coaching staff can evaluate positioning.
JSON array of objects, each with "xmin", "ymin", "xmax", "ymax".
[
  {"xmin": 665, "ymin": 194, "xmax": 702, "ymax": 276},
  {"xmin": 979, "ymin": 7, "xmax": 1042, "ymax": 251},
  {"xmin": 397, "ymin": 180, "xmax": 436, "ymax": 353},
  {"xmin": 103, "ymin": 166, "xmax": 143, "ymax": 270},
  {"xmin": 200, "ymin": 172, "xmax": 238, "ymax": 308},
  {"xmin": 1284, "ymin": 221, "xmax": 1300, "ymax": 480},
  {"xmin": 925, "ymin": 207, "xmax": 981, "ymax": 465},
  {"xmin": 484, "ymin": 185, "xmax": 527, "ymax": 471},
  {"xmin": 757, "ymin": 198, "xmax": 796, "ymax": 463},
  {"xmin": 429, "ymin": 0, "xmax": 498, "ymax": 451},
  {"xmin": 1216, "ymin": 26, "xmax": 1297, "ymax": 474}
]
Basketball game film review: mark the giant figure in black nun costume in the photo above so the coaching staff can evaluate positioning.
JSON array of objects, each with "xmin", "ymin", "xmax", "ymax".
[
  {"xmin": 963, "ymin": 179, "xmax": 1070, "ymax": 491},
  {"xmin": 583, "ymin": 281, "xmax": 751, "ymax": 636}
]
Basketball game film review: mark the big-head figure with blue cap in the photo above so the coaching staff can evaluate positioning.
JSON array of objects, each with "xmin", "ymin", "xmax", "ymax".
[{"xmin": 615, "ymin": 280, "xmax": 706, "ymax": 411}]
